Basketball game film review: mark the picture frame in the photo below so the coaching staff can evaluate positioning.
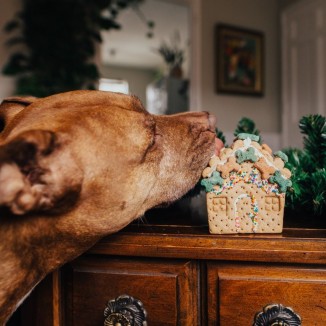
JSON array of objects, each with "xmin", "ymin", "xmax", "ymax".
[{"xmin": 216, "ymin": 24, "xmax": 264, "ymax": 96}]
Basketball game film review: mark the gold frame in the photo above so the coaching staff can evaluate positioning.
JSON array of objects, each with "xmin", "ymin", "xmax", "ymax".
[{"xmin": 216, "ymin": 24, "xmax": 264, "ymax": 96}]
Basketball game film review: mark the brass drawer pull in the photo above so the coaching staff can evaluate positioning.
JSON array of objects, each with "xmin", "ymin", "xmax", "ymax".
[
  {"xmin": 104, "ymin": 294, "xmax": 147, "ymax": 326},
  {"xmin": 253, "ymin": 303, "xmax": 301, "ymax": 326}
]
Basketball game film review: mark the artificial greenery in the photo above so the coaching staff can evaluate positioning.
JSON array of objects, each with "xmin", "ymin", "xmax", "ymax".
[
  {"xmin": 234, "ymin": 117, "xmax": 262, "ymax": 143},
  {"xmin": 215, "ymin": 127, "xmax": 227, "ymax": 147},
  {"xmin": 3, "ymin": 0, "xmax": 144, "ymax": 97},
  {"xmin": 283, "ymin": 115, "xmax": 326, "ymax": 219}
]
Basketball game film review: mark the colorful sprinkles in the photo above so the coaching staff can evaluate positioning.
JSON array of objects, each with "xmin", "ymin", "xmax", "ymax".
[
  {"xmin": 211, "ymin": 168, "xmax": 282, "ymax": 233},
  {"xmin": 234, "ymin": 193, "xmax": 259, "ymax": 232},
  {"xmin": 211, "ymin": 168, "xmax": 283, "ymax": 197}
]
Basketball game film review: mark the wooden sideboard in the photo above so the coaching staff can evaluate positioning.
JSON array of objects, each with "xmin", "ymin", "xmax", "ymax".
[{"xmin": 17, "ymin": 214, "xmax": 326, "ymax": 326}]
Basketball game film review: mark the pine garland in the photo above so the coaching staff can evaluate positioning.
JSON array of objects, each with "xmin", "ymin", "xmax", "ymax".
[
  {"xmin": 215, "ymin": 128, "xmax": 227, "ymax": 147},
  {"xmin": 234, "ymin": 117, "xmax": 262, "ymax": 143},
  {"xmin": 299, "ymin": 115, "xmax": 326, "ymax": 169},
  {"xmin": 284, "ymin": 115, "xmax": 326, "ymax": 219}
]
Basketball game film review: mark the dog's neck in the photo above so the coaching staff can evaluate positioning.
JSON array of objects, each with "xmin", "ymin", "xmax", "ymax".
[
  {"xmin": 0, "ymin": 215, "xmax": 79, "ymax": 323},
  {"xmin": 0, "ymin": 204, "xmax": 136, "ymax": 324}
]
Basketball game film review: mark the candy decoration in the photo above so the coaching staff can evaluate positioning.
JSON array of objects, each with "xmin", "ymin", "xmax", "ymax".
[
  {"xmin": 235, "ymin": 147, "xmax": 258, "ymax": 164},
  {"xmin": 269, "ymin": 170, "xmax": 292, "ymax": 193},
  {"xmin": 254, "ymin": 158, "xmax": 276, "ymax": 179},
  {"xmin": 274, "ymin": 157, "xmax": 285, "ymax": 170},
  {"xmin": 201, "ymin": 171, "xmax": 224, "ymax": 192},
  {"xmin": 231, "ymin": 139, "xmax": 244, "ymax": 150},
  {"xmin": 237, "ymin": 133, "xmax": 260, "ymax": 142},
  {"xmin": 261, "ymin": 143, "xmax": 273, "ymax": 155},
  {"xmin": 274, "ymin": 151, "xmax": 289, "ymax": 163},
  {"xmin": 212, "ymin": 169, "xmax": 282, "ymax": 197},
  {"xmin": 218, "ymin": 157, "xmax": 241, "ymax": 178}
]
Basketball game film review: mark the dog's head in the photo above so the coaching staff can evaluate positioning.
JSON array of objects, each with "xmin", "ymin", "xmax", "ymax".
[{"xmin": 0, "ymin": 90, "xmax": 219, "ymax": 230}]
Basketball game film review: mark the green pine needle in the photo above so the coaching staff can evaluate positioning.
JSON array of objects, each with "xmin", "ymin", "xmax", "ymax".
[
  {"xmin": 299, "ymin": 115, "xmax": 326, "ymax": 170},
  {"xmin": 285, "ymin": 115, "xmax": 326, "ymax": 221},
  {"xmin": 309, "ymin": 169, "xmax": 326, "ymax": 215},
  {"xmin": 215, "ymin": 128, "xmax": 227, "ymax": 147},
  {"xmin": 234, "ymin": 117, "xmax": 262, "ymax": 143}
]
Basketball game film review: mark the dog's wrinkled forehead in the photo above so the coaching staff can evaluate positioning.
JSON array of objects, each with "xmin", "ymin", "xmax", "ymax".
[
  {"xmin": 2, "ymin": 91, "xmax": 144, "ymax": 122},
  {"xmin": 129, "ymin": 95, "xmax": 147, "ymax": 113}
]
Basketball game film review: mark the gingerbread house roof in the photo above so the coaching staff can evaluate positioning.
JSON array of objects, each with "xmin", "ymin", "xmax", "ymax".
[{"xmin": 201, "ymin": 133, "xmax": 292, "ymax": 194}]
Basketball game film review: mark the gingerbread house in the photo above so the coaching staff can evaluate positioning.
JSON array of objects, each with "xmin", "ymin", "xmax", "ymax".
[{"xmin": 201, "ymin": 133, "xmax": 292, "ymax": 234}]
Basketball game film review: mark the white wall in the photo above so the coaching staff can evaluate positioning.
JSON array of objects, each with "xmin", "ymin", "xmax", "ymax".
[
  {"xmin": 200, "ymin": 0, "xmax": 281, "ymax": 137},
  {"xmin": 0, "ymin": 0, "xmax": 21, "ymax": 101},
  {"xmin": 100, "ymin": 64, "xmax": 156, "ymax": 106}
]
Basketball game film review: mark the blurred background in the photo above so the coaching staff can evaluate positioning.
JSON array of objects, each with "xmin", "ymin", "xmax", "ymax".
[{"xmin": 0, "ymin": 0, "xmax": 325, "ymax": 149}]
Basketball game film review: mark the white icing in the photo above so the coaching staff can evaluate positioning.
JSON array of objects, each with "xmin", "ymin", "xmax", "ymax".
[
  {"xmin": 212, "ymin": 137, "xmax": 289, "ymax": 180},
  {"xmin": 243, "ymin": 138, "xmax": 252, "ymax": 147}
]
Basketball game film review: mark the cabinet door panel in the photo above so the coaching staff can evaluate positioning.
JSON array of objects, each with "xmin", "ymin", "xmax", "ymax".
[
  {"xmin": 64, "ymin": 257, "xmax": 199, "ymax": 326},
  {"xmin": 207, "ymin": 263, "xmax": 326, "ymax": 326}
]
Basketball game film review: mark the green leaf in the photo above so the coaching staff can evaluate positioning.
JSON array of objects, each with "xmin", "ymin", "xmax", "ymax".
[
  {"xmin": 215, "ymin": 127, "xmax": 227, "ymax": 147},
  {"xmin": 299, "ymin": 115, "xmax": 326, "ymax": 169},
  {"xmin": 98, "ymin": 17, "xmax": 121, "ymax": 30},
  {"xmin": 234, "ymin": 117, "xmax": 262, "ymax": 143}
]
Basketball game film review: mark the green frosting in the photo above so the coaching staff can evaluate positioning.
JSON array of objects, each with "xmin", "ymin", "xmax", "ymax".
[
  {"xmin": 201, "ymin": 171, "xmax": 224, "ymax": 193},
  {"xmin": 274, "ymin": 151, "xmax": 289, "ymax": 163},
  {"xmin": 269, "ymin": 170, "xmax": 292, "ymax": 193},
  {"xmin": 237, "ymin": 133, "xmax": 260, "ymax": 142},
  {"xmin": 236, "ymin": 147, "xmax": 258, "ymax": 164}
]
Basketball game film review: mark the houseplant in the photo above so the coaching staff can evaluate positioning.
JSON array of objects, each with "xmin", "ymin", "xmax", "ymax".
[
  {"xmin": 2, "ymin": 0, "xmax": 144, "ymax": 97},
  {"xmin": 154, "ymin": 31, "xmax": 186, "ymax": 79}
]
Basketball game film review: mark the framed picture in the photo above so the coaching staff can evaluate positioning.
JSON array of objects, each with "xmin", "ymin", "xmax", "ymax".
[{"xmin": 216, "ymin": 24, "xmax": 264, "ymax": 96}]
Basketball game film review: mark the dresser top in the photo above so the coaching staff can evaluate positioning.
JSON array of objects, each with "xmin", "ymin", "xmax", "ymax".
[{"xmin": 90, "ymin": 221, "xmax": 326, "ymax": 265}]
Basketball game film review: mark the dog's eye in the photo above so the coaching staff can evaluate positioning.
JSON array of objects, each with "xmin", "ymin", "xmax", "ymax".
[
  {"xmin": 153, "ymin": 131, "xmax": 162, "ymax": 146},
  {"xmin": 148, "ymin": 124, "xmax": 162, "ymax": 151}
]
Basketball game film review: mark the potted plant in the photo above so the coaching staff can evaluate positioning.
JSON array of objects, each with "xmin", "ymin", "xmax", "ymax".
[
  {"xmin": 2, "ymin": 0, "xmax": 143, "ymax": 97},
  {"xmin": 154, "ymin": 31, "xmax": 186, "ymax": 79}
]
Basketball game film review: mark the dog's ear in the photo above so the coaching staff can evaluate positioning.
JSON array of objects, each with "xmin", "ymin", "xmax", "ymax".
[
  {"xmin": 0, "ymin": 129, "xmax": 60, "ymax": 215},
  {"xmin": 0, "ymin": 96, "xmax": 37, "ymax": 132}
]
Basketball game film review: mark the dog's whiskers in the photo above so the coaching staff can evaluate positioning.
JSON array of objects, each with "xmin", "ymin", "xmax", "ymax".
[{"xmin": 137, "ymin": 215, "xmax": 148, "ymax": 225}]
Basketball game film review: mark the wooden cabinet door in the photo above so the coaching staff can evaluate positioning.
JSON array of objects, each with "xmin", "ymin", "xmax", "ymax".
[
  {"xmin": 63, "ymin": 256, "xmax": 199, "ymax": 326},
  {"xmin": 207, "ymin": 263, "xmax": 326, "ymax": 326}
]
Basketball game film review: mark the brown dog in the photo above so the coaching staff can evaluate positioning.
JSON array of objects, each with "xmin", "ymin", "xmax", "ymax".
[{"xmin": 0, "ymin": 90, "xmax": 220, "ymax": 323}]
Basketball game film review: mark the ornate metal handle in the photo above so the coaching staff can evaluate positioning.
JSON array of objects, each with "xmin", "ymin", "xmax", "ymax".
[
  {"xmin": 253, "ymin": 303, "xmax": 301, "ymax": 326},
  {"xmin": 104, "ymin": 294, "xmax": 147, "ymax": 326}
]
